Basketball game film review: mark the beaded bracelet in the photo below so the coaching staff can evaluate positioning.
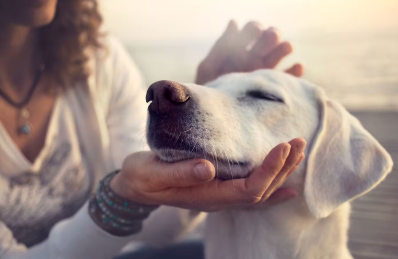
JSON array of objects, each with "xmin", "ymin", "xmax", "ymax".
[
  {"xmin": 100, "ymin": 171, "xmax": 158, "ymax": 214},
  {"xmin": 89, "ymin": 170, "xmax": 159, "ymax": 236},
  {"xmin": 89, "ymin": 197, "xmax": 142, "ymax": 236}
]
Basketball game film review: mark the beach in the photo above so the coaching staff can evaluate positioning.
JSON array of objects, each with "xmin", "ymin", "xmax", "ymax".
[{"xmin": 127, "ymin": 31, "xmax": 398, "ymax": 111}]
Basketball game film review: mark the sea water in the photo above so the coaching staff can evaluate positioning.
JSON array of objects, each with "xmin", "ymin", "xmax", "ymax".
[{"xmin": 125, "ymin": 31, "xmax": 398, "ymax": 111}]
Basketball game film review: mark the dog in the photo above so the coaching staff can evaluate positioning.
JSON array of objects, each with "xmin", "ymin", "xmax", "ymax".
[{"xmin": 145, "ymin": 70, "xmax": 393, "ymax": 259}]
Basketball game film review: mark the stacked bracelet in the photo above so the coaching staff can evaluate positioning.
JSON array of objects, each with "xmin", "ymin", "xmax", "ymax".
[{"xmin": 89, "ymin": 170, "xmax": 159, "ymax": 236}]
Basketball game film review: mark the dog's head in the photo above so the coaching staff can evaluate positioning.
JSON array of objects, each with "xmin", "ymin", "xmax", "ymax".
[{"xmin": 146, "ymin": 69, "xmax": 392, "ymax": 218}]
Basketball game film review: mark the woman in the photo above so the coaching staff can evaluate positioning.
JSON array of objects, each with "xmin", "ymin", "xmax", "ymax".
[{"xmin": 0, "ymin": 0, "xmax": 306, "ymax": 258}]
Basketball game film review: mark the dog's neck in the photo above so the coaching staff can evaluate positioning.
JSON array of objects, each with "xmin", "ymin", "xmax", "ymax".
[{"xmin": 204, "ymin": 198, "xmax": 353, "ymax": 259}]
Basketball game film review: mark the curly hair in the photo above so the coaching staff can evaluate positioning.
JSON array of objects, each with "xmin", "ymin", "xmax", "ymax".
[{"xmin": 39, "ymin": 0, "xmax": 103, "ymax": 88}]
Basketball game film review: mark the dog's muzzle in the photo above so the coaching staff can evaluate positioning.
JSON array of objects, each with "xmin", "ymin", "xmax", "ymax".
[
  {"xmin": 145, "ymin": 80, "xmax": 251, "ymax": 179},
  {"xmin": 146, "ymin": 80, "xmax": 200, "ymax": 152}
]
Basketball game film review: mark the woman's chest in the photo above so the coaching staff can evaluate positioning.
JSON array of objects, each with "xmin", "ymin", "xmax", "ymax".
[
  {"xmin": 0, "ymin": 96, "xmax": 95, "ymax": 246},
  {"xmin": 0, "ymin": 85, "xmax": 57, "ymax": 164},
  {"xmin": 0, "ymin": 141, "xmax": 91, "ymax": 246}
]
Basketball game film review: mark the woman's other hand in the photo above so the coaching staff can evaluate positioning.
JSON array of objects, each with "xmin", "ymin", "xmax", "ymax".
[
  {"xmin": 195, "ymin": 20, "xmax": 304, "ymax": 85},
  {"xmin": 110, "ymin": 138, "xmax": 306, "ymax": 212}
]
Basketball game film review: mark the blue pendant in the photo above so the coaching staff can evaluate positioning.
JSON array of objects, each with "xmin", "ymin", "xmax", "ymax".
[{"xmin": 20, "ymin": 124, "xmax": 32, "ymax": 135}]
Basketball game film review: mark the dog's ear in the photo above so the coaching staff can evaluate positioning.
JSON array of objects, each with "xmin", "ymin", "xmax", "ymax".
[{"xmin": 304, "ymin": 90, "xmax": 393, "ymax": 218}]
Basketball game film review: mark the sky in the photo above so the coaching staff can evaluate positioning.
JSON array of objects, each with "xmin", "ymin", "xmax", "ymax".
[{"xmin": 99, "ymin": 0, "xmax": 398, "ymax": 44}]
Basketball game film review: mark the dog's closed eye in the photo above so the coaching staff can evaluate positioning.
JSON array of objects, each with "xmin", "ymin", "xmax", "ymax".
[{"xmin": 246, "ymin": 90, "xmax": 284, "ymax": 103}]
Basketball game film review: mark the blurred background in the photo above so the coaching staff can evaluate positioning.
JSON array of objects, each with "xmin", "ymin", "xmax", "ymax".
[
  {"xmin": 99, "ymin": 0, "xmax": 398, "ymax": 111},
  {"xmin": 99, "ymin": 1, "xmax": 398, "ymax": 258}
]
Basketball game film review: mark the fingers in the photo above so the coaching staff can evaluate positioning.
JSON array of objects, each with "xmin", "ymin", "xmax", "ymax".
[
  {"xmin": 263, "ymin": 138, "xmax": 306, "ymax": 197},
  {"xmin": 160, "ymin": 141, "xmax": 299, "ymax": 210},
  {"xmin": 160, "ymin": 176, "xmax": 269, "ymax": 210},
  {"xmin": 122, "ymin": 152, "xmax": 216, "ymax": 193},
  {"xmin": 285, "ymin": 63, "xmax": 304, "ymax": 77},
  {"xmin": 155, "ymin": 142, "xmax": 288, "ymax": 209},
  {"xmin": 206, "ymin": 20, "xmax": 239, "ymax": 64},
  {"xmin": 238, "ymin": 21, "xmax": 263, "ymax": 49},
  {"xmin": 130, "ymin": 137, "xmax": 306, "ymax": 211},
  {"xmin": 146, "ymin": 158, "xmax": 216, "ymax": 191},
  {"xmin": 223, "ymin": 20, "xmax": 239, "ymax": 38},
  {"xmin": 243, "ymin": 143, "xmax": 292, "ymax": 199},
  {"xmin": 246, "ymin": 188, "xmax": 299, "ymax": 210},
  {"xmin": 250, "ymin": 27, "xmax": 280, "ymax": 57},
  {"xmin": 195, "ymin": 20, "xmax": 239, "ymax": 84},
  {"xmin": 245, "ymin": 28, "xmax": 280, "ymax": 71},
  {"xmin": 223, "ymin": 21, "xmax": 263, "ymax": 73},
  {"xmin": 204, "ymin": 20, "xmax": 262, "ymax": 65},
  {"xmin": 115, "ymin": 136, "xmax": 306, "ymax": 211},
  {"xmin": 155, "ymin": 178, "xmax": 243, "ymax": 210},
  {"xmin": 196, "ymin": 20, "xmax": 301, "ymax": 85},
  {"xmin": 262, "ymin": 41, "xmax": 293, "ymax": 68}
]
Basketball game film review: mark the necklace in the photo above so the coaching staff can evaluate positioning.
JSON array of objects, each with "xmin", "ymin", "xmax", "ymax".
[{"xmin": 0, "ymin": 64, "xmax": 45, "ymax": 135}]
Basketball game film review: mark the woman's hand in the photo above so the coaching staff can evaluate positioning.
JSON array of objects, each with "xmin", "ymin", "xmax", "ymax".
[
  {"xmin": 110, "ymin": 138, "xmax": 306, "ymax": 212},
  {"xmin": 195, "ymin": 20, "xmax": 304, "ymax": 85}
]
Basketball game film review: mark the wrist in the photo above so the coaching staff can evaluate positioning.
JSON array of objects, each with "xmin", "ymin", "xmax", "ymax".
[
  {"xmin": 110, "ymin": 171, "xmax": 133, "ymax": 199},
  {"xmin": 89, "ymin": 171, "xmax": 159, "ymax": 237},
  {"xmin": 89, "ymin": 197, "xmax": 142, "ymax": 236},
  {"xmin": 110, "ymin": 169, "xmax": 160, "ymax": 206}
]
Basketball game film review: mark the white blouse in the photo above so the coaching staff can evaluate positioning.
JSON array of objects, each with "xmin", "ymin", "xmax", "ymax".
[{"xmin": 0, "ymin": 36, "xmax": 196, "ymax": 259}]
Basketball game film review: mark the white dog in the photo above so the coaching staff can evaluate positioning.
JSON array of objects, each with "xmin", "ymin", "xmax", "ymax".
[{"xmin": 145, "ymin": 70, "xmax": 393, "ymax": 259}]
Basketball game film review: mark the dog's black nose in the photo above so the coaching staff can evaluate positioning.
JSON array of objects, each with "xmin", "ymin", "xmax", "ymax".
[{"xmin": 146, "ymin": 80, "xmax": 190, "ymax": 114}]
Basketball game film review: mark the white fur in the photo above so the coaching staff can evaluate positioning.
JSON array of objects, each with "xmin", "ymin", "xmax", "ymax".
[{"xmin": 148, "ymin": 70, "xmax": 393, "ymax": 259}]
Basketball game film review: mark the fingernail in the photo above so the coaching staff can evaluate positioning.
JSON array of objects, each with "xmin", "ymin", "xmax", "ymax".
[
  {"xmin": 296, "ymin": 140, "xmax": 307, "ymax": 154},
  {"xmin": 282, "ymin": 144, "xmax": 291, "ymax": 160},
  {"xmin": 194, "ymin": 163, "xmax": 213, "ymax": 180},
  {"xmin": 296, "ymin": 153, "xmax": 305, "ymax": 166}
]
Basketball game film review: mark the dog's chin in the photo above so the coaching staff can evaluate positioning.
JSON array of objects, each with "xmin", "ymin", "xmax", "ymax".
[{"xmin": 153, "ymin": 148, "xmax": 252, "ymax": 180}]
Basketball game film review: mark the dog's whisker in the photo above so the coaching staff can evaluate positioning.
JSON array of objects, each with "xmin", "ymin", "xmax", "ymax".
[
  {"xmin": 182, "ymin": 127, "xmax": 193, "ymax": 134},
  {"xmin": 214, "ymin": 148, "xmax": 220, "ymax": 180},
  {"xmin": 188, "ymin": 141, "xmax": 197, "ymax": 158},
  {"xmin": 209, "ymin": 143, "xmax": 219, "ymax": 183},
  {"xmin": 222, "ymin": 149, "xmax": 235, "ymax": 187},
  {"xmin": 227, "ymin": 151, "xmax": 243, "ymax": 176}
]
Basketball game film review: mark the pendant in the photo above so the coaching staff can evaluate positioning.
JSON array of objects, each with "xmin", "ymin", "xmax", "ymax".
[
  {"xmin": 19, "ymin": 108, "xmax": 32, "ymax": 135},
  {"xmin": 20, "ymin": 124, "xmax": 32, "ymax": 135}
]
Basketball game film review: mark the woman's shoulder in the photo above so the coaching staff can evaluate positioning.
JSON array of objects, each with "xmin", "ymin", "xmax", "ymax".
[
  {"xmin": 86, "ymin": 35, "xmax": 146, "ymax": 112},
  {"xmin": 98, "ymin": 35, "xmax": 137, "ymax": 70},
  {"xmin": 90, "ymin": 35, "xmax": 144, "ymax": 86}
]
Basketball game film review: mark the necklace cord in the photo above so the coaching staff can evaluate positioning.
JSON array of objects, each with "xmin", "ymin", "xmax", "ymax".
[{"xmin": 0, "ymin": 65, "xmax": 45, "ymax": 109}]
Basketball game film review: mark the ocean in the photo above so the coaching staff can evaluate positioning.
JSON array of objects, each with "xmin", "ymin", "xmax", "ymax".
[{"xmin": 125, "ymin": 31, "xmax": 398, "ymax": 111}]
